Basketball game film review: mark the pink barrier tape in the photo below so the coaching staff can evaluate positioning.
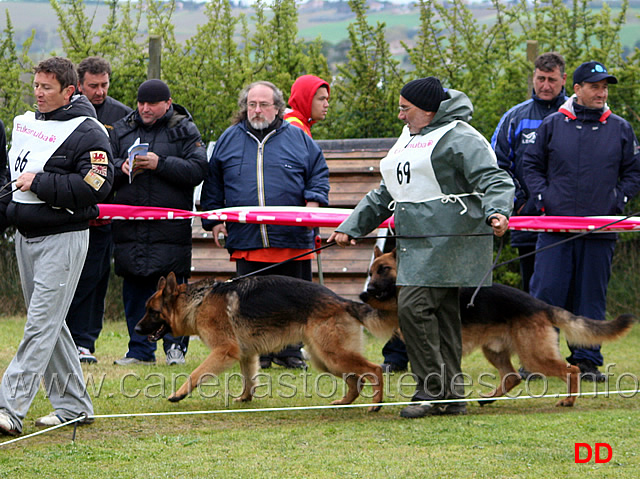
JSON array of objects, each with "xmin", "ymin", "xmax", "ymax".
[{"xmin": 97, "ymin": 204, "xmax": 640, "ymax": 233}]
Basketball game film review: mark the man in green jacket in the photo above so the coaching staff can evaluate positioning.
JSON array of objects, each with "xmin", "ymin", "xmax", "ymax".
[{"xmin": 329, "ymin": 77, "xmax": 514, "ymax": 418}]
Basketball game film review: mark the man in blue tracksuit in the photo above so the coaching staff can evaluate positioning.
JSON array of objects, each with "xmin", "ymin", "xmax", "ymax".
[
  {"xmin": 491, "ymin": 52, "xmax": 567, "ymax": 293},
  {"xmin": 523, "ymin": 61, "xmax": 640, "ymax": 381}
]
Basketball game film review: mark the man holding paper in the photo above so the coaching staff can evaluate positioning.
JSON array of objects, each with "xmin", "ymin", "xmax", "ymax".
[{"xmin": 109, "ymin": 79, "xmax": 207, "ymax": 366}]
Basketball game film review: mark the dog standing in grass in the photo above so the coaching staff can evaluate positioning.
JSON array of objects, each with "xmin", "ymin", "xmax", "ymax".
[
  {"xmin": 360, "ymin": 246, "xmax": 635, "ymax": 407},
  {"xmin": 135, "ymin": 272, "xmax": 394, "ymax": 411}
]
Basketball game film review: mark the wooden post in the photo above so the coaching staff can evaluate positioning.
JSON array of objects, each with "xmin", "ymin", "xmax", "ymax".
[
  {"xmin": 526, "ymin": 40, "xmax": 538, "ymax": 95},
  {"xmin": 148, "ymin": 35, "xmax": 162, "ymax": 80}
]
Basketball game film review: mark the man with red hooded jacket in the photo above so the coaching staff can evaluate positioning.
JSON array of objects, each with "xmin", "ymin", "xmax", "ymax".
[{"xmin": 284, "ymin": 74, "xmax": 330, "ymax": 137}]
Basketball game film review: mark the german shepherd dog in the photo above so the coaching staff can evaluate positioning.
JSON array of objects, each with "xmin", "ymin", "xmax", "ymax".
[
  {"xmin": 135, "ymin": 272, "xmax": 392, "ymax": 411},
  {"xmin": 360, "ymin": 247, "xmax": 635, "ymax": 407}
]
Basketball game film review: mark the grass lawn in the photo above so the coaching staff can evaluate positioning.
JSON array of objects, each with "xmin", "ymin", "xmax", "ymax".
[{"xmin": 1, "ymin": 315, "xmax": 639, "ymax": 478}]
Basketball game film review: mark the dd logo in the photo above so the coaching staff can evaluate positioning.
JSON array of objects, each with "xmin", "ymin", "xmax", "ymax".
[{"xmin": 574, "ymin": 443, "xmax": 612, "ymax": 464}]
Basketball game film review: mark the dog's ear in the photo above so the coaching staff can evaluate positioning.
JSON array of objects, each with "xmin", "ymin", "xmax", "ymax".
[
  {"xmin": 391, "ymin": 248, "xmax": 396, "ymax": 259},
  {"xmin": 374, "ymin": 245, "xmax": 382, "ymax": 257},
  {"xmin": 157, "ymin": 276, "xmax": 167, "ymax": 291},
  {"xmin": 164, "ymin": 272, "xmax": 178, "ymax": 298}
]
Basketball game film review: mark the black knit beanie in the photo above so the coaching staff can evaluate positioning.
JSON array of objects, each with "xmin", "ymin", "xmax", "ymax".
[
  {"xmin": 137, "ymin": 79, "xmax": 171, "ymax": 102},
  {"xmin": 400, "ymin": 77, "xmax": 447, "ymax": 112}
]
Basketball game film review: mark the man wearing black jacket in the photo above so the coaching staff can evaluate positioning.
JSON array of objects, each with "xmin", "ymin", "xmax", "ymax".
[
  {"xmin": 64, "ymin": 57, "xmax": 133, "ymax": 364},
  {"xmin": 110, "ymin": 79, "xmax": 207, "ymax": 366},
  {"xmin": 0, "ymin": 57, "xmax": 113, "ymax": 436}
]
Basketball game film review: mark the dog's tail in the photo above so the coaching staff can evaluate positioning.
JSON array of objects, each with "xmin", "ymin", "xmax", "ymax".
[
  {"xmin": 346, "ymin": 301, "xmax": 398, "ymax": 340},
  {"xmin": 550, "ymin": 308, "xmax": 636, "ymax": 347}
]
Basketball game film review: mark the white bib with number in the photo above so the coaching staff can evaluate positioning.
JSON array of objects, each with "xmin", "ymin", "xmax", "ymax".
[
  {"xmin": 9, "ymin": 112, "xmax": 88, "ymax": 204},
  {"xmin": 380, "ymin": 121, "xmax": 484, "ymax": 214}
]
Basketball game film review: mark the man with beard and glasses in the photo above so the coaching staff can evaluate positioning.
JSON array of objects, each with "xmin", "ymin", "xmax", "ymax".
[{"xmin": 200, "ymin": 81, "xmax": 329, "ymax": 370}]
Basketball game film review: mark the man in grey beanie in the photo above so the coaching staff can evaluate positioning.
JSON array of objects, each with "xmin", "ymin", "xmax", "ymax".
[{"xmin": 329, "ymin": 77, "xmax": 514, "ymax": 418}]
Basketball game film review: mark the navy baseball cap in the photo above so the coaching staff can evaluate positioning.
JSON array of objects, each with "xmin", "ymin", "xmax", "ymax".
[{"xmin": 573, "ymin": 61, "xmax": 618, "ymax": 84}]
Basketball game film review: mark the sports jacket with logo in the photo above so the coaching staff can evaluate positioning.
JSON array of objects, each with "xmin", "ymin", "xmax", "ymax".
[
  {"xmin": 336, "ymin": 89, "xmax": 514, "ymax": 287},
  {"xmin": 491, "ymin": 89, "xmax": 566, "ymax": 247},
  {"xmin": 5, "ymin": 95, "xmax": 114, "ymax": 238},
  {"xmin": 523, "ymin": 96, "xmax": 640, "ymax": 239}
]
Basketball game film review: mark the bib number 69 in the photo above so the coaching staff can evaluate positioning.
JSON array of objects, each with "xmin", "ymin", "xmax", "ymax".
[{"xmin": 396, "ymin": 161, "xmax": 411, "ymax": 184}]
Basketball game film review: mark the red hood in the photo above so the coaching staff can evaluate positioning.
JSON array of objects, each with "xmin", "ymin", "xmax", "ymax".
[{"xmin": 285, "ymin": 75, "xmax": 330, "ymax": 134}]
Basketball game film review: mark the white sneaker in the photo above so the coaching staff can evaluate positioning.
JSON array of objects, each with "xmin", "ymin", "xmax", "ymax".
[
  {"xmin": 35, "ymin": 412, "xmax": 94, "ymax": 427},
  {"xmin": 0, "ymin": 411, "xmax": 19, "ymax": 436},
  {"xmin": 114, "ymin": 356, "xmax": 156, "ymax": 365},
  {"xmin": 77, "ymin": 346, "xmax": 98, "ymax": 364},
  {"xmin": 166, "ymin": 348, "xmax": 186, "ymax": 365},
  {"xmin": 35, "ymin": 412, "xmax": 64, "ymax": 427}
]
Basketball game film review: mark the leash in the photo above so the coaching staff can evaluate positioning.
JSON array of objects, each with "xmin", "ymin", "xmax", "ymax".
[
  {"xmin": 493, "ymin": 211, "xmax": 640, "ymax": 271},
  {"xmin": 230, "ymin": 240, "xmax": 338, "ymax": 281},
  {"xmin": 0, "ymin": 179, "xmax": 18, "ymax": 200},
  {"xmin": 230, "ymin": 232, "xmax": 494, "ymax": 281},
  {"xmin": 229, "ymin": 212, "xmax": 639, "ymax": 286}
]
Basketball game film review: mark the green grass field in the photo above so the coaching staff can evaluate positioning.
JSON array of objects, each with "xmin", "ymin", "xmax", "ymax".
[{"xmin": 1, "ymin": 314, "xmax": 639, "ymax": 477}]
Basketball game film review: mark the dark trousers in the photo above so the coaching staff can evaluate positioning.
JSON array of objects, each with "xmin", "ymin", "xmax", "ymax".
[
  {"xmin": 122, "ymin": 274, "xmax": 190, "ymax": 361},
  {"xmin": 65, "ymin": 224, "xmax": 112, "ymax": 352},
  {"xmin": 236, "ymin": 258, "xmax": 311, "ymax": 360},
  {"xmin": 530, "ymin": 234, "xmax": 616, "ymax": 366},
  {"xmin": 381, "ymin": 336, "xmax": 409, "ymax": 368},
  {"xmin": 517, "ymin": 244, "xmax": 536, "ymax": 293},
  {"xmin": 397, "ymin": 286, "xmax": 464, "ymax": 401}
]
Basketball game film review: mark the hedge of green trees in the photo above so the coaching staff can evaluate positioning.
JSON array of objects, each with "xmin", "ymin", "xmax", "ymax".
[{"xmin": 0, "ymin": 0, "xmax": 639, "ymax": 143}]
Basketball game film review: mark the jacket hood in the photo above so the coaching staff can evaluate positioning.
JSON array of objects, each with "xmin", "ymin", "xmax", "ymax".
[
  {"xmin": 558, "ymin": 94, "xmax": 611, "ymax": 123},
  {"xmin": 425, "ymin": 89, "xmax": 473, "ymax": 129},
  {"xmin": 36, "ymin": 94, "xmax": 97, "ymax": 121},
  {"xmin": 286, "ymin": 75, "xmax": 330, "ymax": 128}
]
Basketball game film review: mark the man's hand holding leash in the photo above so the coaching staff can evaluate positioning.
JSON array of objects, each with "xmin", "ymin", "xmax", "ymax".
[{"xmin": 488, "ymin": 213, "xmax": 509, "ymax": 237}]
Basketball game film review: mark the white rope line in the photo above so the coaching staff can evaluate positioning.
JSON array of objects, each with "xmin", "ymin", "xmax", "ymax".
[
  {"xmin": 2, "ymin": 388, "xmax": 639, "ymax": 447},
  {"xmin": 0, "ymin": 416, "xmax": 85, "ymax": 447}
]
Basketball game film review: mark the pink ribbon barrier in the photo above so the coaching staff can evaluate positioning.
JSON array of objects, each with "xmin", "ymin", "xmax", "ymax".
[{"xmin": 97, "ymin": 204, "xmax": 640, "ymax": 233}]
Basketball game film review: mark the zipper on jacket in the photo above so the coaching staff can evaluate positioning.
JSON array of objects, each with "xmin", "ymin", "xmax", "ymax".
[{"xmin": 249, "ymin": 129, "xmax": 278, "ymax": 248}]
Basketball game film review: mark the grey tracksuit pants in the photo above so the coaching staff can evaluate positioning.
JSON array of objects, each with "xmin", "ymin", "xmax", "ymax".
[{"xmin": 0, "ymin": 230, "xmax": 94, "ymax": 432}]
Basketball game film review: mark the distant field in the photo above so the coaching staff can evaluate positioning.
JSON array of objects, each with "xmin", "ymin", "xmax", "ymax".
[{"xmin": 1, "ymin": 2, "xmax": 638, "ymax": 55}]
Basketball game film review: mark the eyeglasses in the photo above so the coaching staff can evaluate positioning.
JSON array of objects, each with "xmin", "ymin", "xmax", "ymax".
[
  {"xmin": 398, "ymin": 105, "xmax": 414, "ymax": 113},
  {"xmin": 247, "ymin": 102, "xmax": 274, "ymax": 110}
]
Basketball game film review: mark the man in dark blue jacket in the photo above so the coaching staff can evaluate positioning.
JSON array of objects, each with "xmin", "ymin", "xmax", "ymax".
[
  {"xmin": 492, "ymin": 52, "xmax": 567, "ymax": 293},
  {"xmin": 523, "ymin": 61, "xmax": 640, "ymax": 382},
  {"xmin": 201, "ymin": 80, "xmax": 329, "ymax": 369},
  {"xmin": 110, "ymin": 79, "xmax": 207, "ymax": 366}
]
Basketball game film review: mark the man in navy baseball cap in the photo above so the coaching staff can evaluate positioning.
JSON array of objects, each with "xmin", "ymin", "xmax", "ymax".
[{"xmin": 572, "ymin": 61, "xmax": 618, "ymax": 85}]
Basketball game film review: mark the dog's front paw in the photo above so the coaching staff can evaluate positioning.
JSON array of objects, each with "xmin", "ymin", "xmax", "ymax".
[
  {"xmin": 233, "ymin": 396, "xmax": 253, "ymax": 403},
  {"xmin": 367, "ymin": 404, "xmax": 382, "ymax": 413},
  {"xmin": 168, "ymin": 393, "xmax": 187, "ymax": 402},
  {"xmin": 555, "ymin": 398, "xmax": 575, "ymax": 407}
]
